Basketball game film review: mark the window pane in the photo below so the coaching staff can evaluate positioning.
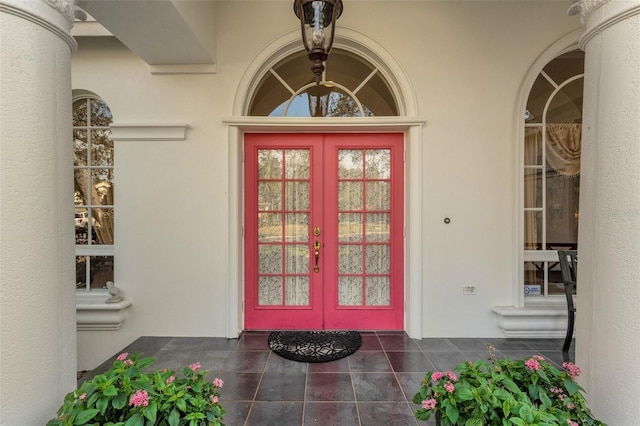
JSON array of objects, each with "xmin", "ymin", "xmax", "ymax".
[
  {"xmin": 338, "ymin": 182, "xmax": 363, "ymax": 211},
  {"xmin": 338, "ymin": 150, "xmax": 363, "ymax": 178},
  {"xmin": 284, "ymin": 213, "xmax": 308, "ymax": 242},
  {"xmin": 365, "ymin": 149, "xmax": 391, "ymax": 179},
  {"xmin": 89, "ymin": 256, "xmax": 114, "ymax": 289},
  {"xmin": 523, "ymin": 261, "xmax": 542, "ymax": 296},
  {"xmin": 338, "ymin": 276, "xmax": 362, "ymax": 306},
  {"xmin": 546, "ymin": 79, "xmax": 583, "ymax": 123},
  {"xmin": 258, "ymin": 182, "xmax": 282, "ymax": 210},
  {"xmin": 91, "ymin": 169, "xmax": 114, "ymax": 206},
  {"xmin": 258, "ymin": 150, "xmax": 283, "ymax": 179},
  {"xmin": 365, "ymin": 245, "xmax": 390, "ymax": 274},
  {"xmin": 365, "ymin": 213, "xmax": 390, "ymax": 242},
  {"xmin": 365, "ymin": 181, "xmax": 390, "ymax": 210},
  {"xmin": 259, "ymin": 245, "xmax": 282, "ymax": 274},
  {"xmin": 74, "ymin": 170, "xmax": 89, "ymax": 205},
  {"xmin": 249, "ymin": 49, "xmax": 398, "ymax": 117},
  {"xmin": 284, "ymin": 276, "xmax": 309, "ymax": 305},
  {"xmin": 546, "ymin": 173, "xmax": 579, "ymax": 246},
  {"xmin": 73, "ymin": 99, "xmax": 88, "ymax": 126},
  {"xmin": 258, "ymin": 276, "xmax": 282, "ymax": 305},
  {"xmin": 91, "ymin": 129, "xmax": 114, "ymax": 166},
  {"xmin": 523, "ymin": 168, "xmax": 542, "ymax": 208},
  {"xmin": 285, "ymin": 182, "xmax": 309, "ymax": 210},
  {"xmin": 285, "ymin": 244, "xmax": 309, "ymax": 274},
  {"xmin": 74, "ymin": 130, "xmax": 87, "ymax": 166},
  {"xmin": 338, "ymin": 244, "xmax": 363, "ymax": 274},
  {"xmin": 258, "ymin": 213, "xmax": 282, "ymax": 242},
  {"xmin": 285, "ymin": 150, "xmax": 310, "ymax": 178},
  {"xmin": 524, "ymin": 211, "xmax": 542, "ymax": 250},
  {"xmin": 90, "ymin": 99, "xmax": 113, "ymax": 126},
  {"xmin": 366, "ymin": 277, "xmax": 390, "ymax": 306},
  {"xmin": 76, "ymin": 256, "xmax": 87, "ymax": 288},
  {"xmin": 338, "ymin": 213, "xmax": 362, "ymax": 242},
  {"xmin": 93, "ymin": 208, "xmax": 114, "ymax": 245}
]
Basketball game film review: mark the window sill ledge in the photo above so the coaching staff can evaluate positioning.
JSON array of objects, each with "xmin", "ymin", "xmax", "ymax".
[
  {"xmin": 492, "ymin": 305, "xmax": 567, "ymax": 338},
  {"xmin": 76, "ymin": 293, "xmax": 133, "ymax": 331}
]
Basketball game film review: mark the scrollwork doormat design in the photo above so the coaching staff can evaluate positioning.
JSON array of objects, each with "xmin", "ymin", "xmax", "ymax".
[{"xmin": 268, "ymin": 330, "xmax": 362, "ymax": 363}]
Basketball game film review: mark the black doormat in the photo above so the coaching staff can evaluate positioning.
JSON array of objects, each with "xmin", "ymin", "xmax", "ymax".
[{"xmin": 268, "ymin": 330, "xmax": 362, "ymax": 363}]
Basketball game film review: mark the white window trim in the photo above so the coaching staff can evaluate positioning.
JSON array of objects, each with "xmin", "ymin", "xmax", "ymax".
[{"xmin": 494, "ymin": 30, "xmax": 582, "ymax": 337}]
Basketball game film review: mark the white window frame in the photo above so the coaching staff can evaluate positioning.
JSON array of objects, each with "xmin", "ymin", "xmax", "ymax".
[
  {"xmin": 73, "ymin": 94, "xmax": 115, "ymax": 293},
  {"xmin": 521, "ymin": 59, "xmax": 583, "ymax": 303}
]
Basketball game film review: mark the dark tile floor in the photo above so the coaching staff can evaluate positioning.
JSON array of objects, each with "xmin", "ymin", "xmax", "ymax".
[{"xmin": 81, "ymin": 332, "xmax": 574, "ymax": 426}]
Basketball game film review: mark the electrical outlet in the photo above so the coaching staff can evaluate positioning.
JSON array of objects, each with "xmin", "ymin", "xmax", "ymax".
[{"xmin": 463, "ymin": 286, "xmax": 476, "ymax": 295}]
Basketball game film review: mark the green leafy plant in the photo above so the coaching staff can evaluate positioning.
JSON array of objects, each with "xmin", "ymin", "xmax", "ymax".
[
  {"xmin": 413, "ymin": 344, "xmax": 606, "ymax": 426},
  {"xmin": 48, "ymin": 352, "xmax": 225, "ymax": 426}
]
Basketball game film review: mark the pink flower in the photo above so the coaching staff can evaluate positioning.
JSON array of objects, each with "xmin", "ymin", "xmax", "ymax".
[
  {"xmin": 189, "ymin": 362, "xmax": 201, "ymax": 372},
  {"xmin": 166, "ymin": 375, "xmax": 175, "ymax": 384},
  {"xmin": 567, "ymin": 403, "xmax": 576, "ymax": 410},
  {"xmin": 124, "ymin": 359, "xmax": 133, "ymax": 366},
  {"xmin": 431, "ymin": 372, "xmax": 444, "ymax": 381},
  {"xmin": 78, "ymin": 393, "xmax": 86, "ymax": 400},
  {"xmin": 421, "ymin": 398, "xmax": 437, "ymax": 410},
  {"xmin": 129, "ymin": 390, "xmax": 149, "ymax": 408},
  {"xmin": 567, "ymin": 421, "xmax": 578, "ymax": 426},
  {"xmin": 533, "ymin": 355, "xmax": 545, "ymax": 361},
  {"xmin": 562, "ymin": 362, "xmax": 582, "ymax": 381},
  {"xmin": 444, "ymin": 381, "xmax": 455, "ymax": 393},
  {"xmin": 445, "ymin": 371, "xmax": 458, "ymax": 381},
  {"xmin": 213, "ymin": 378, "xmax": 224, "ymax": 388},
  {"xmin": 525, "ymin": 358, "xmax": 541, "ymax": 371},
  {"xmin": 211, "ymin": 395, "xmax": 219, "ymax": 404},
  {"xmin": 117, "ymin": 352, "xmax": 129, "ymax": 361}
]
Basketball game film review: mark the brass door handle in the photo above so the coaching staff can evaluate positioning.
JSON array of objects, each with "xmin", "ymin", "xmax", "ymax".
[{"xmin": 313, "ymin": 241, "xmax": 320, "ymax": 272}]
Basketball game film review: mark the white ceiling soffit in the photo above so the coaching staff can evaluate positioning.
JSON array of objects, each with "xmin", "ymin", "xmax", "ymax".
[{"xmin": 76, "ymin": 0, "xmax": 216, "ymax": 67}]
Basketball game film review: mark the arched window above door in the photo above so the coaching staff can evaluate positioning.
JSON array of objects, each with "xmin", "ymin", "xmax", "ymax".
[{"xmin": 249, "ymin": 49, "xmax": 399, "ymax": 117}]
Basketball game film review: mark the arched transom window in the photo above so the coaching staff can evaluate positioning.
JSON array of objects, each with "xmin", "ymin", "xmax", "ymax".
[{"xmin": 249, "ymin": 49, "xmax": 398, "ymax": 117}]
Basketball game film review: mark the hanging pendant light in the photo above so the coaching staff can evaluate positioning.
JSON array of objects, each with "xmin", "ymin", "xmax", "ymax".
[{"xmin": 293, "ymin": 0, "xmax": 343, "ymax": 84}]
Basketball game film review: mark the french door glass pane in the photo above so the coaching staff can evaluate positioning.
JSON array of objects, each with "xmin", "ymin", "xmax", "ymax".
[
  {"xmin": 285, "ymin": 276, "xmax": 310, "ymax": 305},
  {"xmin": 285, "ymin": 182, "xmax": 309, "ymax": 210},
  {"xmin": 284, "ymin": 213, "xmax": 309, "ymax": 242},
  {"xmin": 285, "ymin": 245, "xmax": 309, "ymax": 273},
  {"xmin": 258, "ymin": 150, "xmax": 283, "ymax": 178},
  {"xmin": 366, "ymin": 245, "xmax": 390, "ymax": 274},
  {"xmin": 338, "ymin": 277, "xmax": 363, "ymax": 305},
  {"xmin": 338, "ymin": 245, "xmax": 363, "ymax": 274},
  {"xmin": 365, "ymin": 213, "xmax": 390, "ymax": 242},
  {"xmin": 338, "ymin": 213, "xmax": 363, "ymax": 242},
  {"xmin": 365, "ymin": 181, "xmax": 390, "ymax": 210},
  {"xmin": 338, "ymin": 182, "xmax": 363, "ymax": 210},
  {"xmin": 257, "ymin": 148, "xmax": 311, "ymax": 307},
  {"xmin": 366, "ymin": 277, "xmax": 390, "ymax": 306},
  {"xmin": 285, "ymin": 150, "xmax": 310, "ymax": 178},
  {"xmin": 258, "ymin": 213, "xmax": 282, "ymax": 242},
  {"xmin": 259, "ymin": 245, "xmax": 282, "ymax": 273},
  {"xmin": 365, "ymin": 149, "xmax": 391, "ymax": 178},
  {"xmin": 258, "ymin": 182, "xmax": 282, "ymax": 210},
  {"xmin": 259, "ymin": 276, "xmax": 282, "ymax": 305},
  {"xmin": 338, "ymin": 150, "xmax": 363, "ymax": 178}
]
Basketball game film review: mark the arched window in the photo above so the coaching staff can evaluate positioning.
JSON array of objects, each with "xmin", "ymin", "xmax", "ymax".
[
  {"xmin": 73, "ymin": 94, "xmax": 115, "ymax": 291},
  {"xmin": 523, "ymin": 50, "xmax": 583, "ymax": 299},
  {"xmin": 249, "ymin": 49, "xmax": 398, "ymax": 117}
]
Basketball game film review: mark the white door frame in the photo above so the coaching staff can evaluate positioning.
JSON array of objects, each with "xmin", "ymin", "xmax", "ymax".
[{"xmin": 222, "ymin": 28, "xmax": 425, "ymax": 338}]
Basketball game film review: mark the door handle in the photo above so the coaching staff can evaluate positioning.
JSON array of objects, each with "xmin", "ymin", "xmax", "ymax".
[{"xmin": 313, "ymin": 241, "xmax": 320, "ymax": 272}]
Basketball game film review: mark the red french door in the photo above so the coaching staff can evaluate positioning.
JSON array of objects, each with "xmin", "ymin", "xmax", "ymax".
[{"xmin": 244, "ymin": 133, "xmax": 404, "ymax": 330}]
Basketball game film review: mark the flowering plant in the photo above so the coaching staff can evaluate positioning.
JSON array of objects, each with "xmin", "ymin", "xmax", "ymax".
[
  {"xmin": 413, "ymin": 344, "xmax": 606, "ymax": 426},
  {"xmin": 48, "ymin": 353, "xmax": 225, "ymax": 426}
]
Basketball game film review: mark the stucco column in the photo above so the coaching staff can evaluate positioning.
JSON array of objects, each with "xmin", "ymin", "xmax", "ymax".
[
  {"xmin": 570, "ymin": 0, "xmax": 640, "ymax": 423},
  {"xmin": 0, "ymin": 0, "xmax": 77, "ymax": 423}
]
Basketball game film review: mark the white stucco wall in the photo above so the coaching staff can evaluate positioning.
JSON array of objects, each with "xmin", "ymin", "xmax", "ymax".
[{"xmin": 71, "ymin": 1, "xmax": 581, "ymax": 369}]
